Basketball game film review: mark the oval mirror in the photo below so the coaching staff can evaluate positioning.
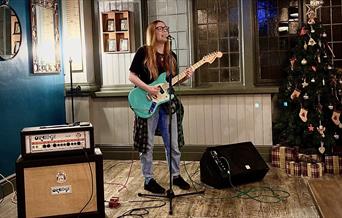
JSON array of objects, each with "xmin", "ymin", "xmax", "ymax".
[{"xmin": 0, "ymin": 2, "xmax": 22, "ymax": 60}]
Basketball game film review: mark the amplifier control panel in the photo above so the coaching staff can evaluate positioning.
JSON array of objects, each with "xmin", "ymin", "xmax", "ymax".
[{"xmin": 21, "ymin": 123, "xmax": 94, "ymax": 157}]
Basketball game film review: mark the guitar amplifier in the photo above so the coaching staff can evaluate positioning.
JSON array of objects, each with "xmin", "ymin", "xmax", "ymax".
[
  {"xmin": 21, "ymin": 122, "xmax": 94, "ymax": 159},
  {"xmin": 16, "ymin": 148, "xmax": 105, "ymax": 218}
]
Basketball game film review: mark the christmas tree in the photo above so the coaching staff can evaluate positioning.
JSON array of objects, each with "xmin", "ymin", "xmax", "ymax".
[{"xmin": 274, "ymin": 0, "xmax": 342, "ymax": 155}]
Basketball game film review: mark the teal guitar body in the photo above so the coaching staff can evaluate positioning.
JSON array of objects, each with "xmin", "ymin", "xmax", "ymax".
[
  {"xmin": 128, "ymin": 51, "xmax": 223, "ymax": 118},
  {"xmin": 128, "ymin": 72, "xmax": 174, "ymax": 118}
]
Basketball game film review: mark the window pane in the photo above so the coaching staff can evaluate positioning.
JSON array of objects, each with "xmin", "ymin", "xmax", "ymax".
[
  {"xmin": 332, "ymin": 6, "xmax": 342, "ymax": 23},
  {"xmin": 230, "ymin": 67, "xmax": 240, "ymax": 82},
  {"xmin": 332, "ymin": 25, "xmax": 342, "ymax": 41},
  {"xmin": 194, "ymin": 0, "xmax": 240, "ymax": 86}
]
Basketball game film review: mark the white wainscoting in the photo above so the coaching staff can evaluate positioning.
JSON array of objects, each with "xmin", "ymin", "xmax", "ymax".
[{"xmin": 65, "ymin": 94, "xmax": 273, "ymax": 146}]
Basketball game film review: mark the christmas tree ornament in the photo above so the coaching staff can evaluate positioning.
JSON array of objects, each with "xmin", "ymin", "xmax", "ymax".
[
  {"xmin": 306, "ymin": 0, "xmax": 322, "ymax": 19},
  {"xmin": 300, "ymin": 27, "xmax": 307, "ymax": 36},
  {"xmin": 312, "ymin": 66, "xmax": 317, "ymax": 72},
  {"xmin": 328, "ymin": 65, "xmax": 333, "ymax": 70},
  {"xmin": 308, "ymin": 38, "xmax": 316, "ymax": 46},
  {"xmin": 322, "ymin": 78, "xmax": 325, "ymax": 86},
  {"xmin": 301, "ymin": 58, "xmax": 307, "ymax": 65},
  {"xmin": 334, "ymin": 133, "xmax": 339, "ymax": 139},
  {"xmin": 311, "ymin": 77, "xmax": 316, "ymax": 83},
  {"xmin": 317, "ymin": 54, "xmax": 321, "ymax": 63},
  {"xmin": 302, "ymin": 79, "xmax": 309, "ymax": 88},
  {"xmin": 308, "ymin": 124, "xmax": 315, "ymax": 132},
  {"xmin": 318, "ymin": 141, "xmax": 325, "ymax": 154},
  {"xmin": 318, "ymin": 40, "xmax": 322, "ymax": 47},
  {"xmin": 291, "ymin": 89, "xmax": 301, "ymax": 99},
  {"xmin": 290, "ymin": 57, "xmax": 296, "ymax": 70},
  {"xmin": 303, "ymin": 93, "xmax": 309, "ymax": 99},
  {"xmin": 317, "ymin": 125, "xmax": 326, "ymax": 137},
  {"xmin": 328, "ymin": 104, "xmax": 334, "ymax": 110},
  {"xmin": 299, "ymin": 107, "xmax": 308, "ymax": 122},
  {"xmin": 283, "ymin": 101, "xmax": 288, "ymax": 107},
  {"xmin": 310, "ymin": 25, "xmax": 315, "ymax": 33},
  {"xmin": 339, "ymin": 79, "xmax": 342, "ymax": 84},
  {"xmin": 332, "ymin": 110, "xmax": 341, "ymax": 125},
  {"xmin": 322, "ymin": 32, "xmax": 327, "ymax": 37},
  {"xmin": 304, "ymin": 42, "xmax": 308, "ymax": 50}
]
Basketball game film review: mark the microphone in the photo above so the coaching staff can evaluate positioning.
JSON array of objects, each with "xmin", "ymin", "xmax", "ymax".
[{"xmin": 167, "ymin": 35, "xmax": 175, "ymax": 40}]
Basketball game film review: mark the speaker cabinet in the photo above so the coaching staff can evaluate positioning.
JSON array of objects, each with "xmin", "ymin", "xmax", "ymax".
[
  {"xmin": 16, "ymin": 149, "xmax": 105, "ymax": 218},
  {"xmin": 200, "ymin": 142, "xmax": 269, "ymax": 189}
]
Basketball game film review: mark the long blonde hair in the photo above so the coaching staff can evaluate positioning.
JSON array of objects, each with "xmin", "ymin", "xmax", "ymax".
[{"xmin": 145, "ymin": 20, "xmax": 177, "ymax": 80}]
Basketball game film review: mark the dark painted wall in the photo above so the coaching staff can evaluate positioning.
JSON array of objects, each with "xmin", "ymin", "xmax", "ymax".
[{"xmin": 0, "ymin": 0, "xmax": 65, "ymax": 176}]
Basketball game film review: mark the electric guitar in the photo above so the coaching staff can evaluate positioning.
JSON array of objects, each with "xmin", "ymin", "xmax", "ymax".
[{"xmin": 128, "ymin": 51, "xmax": 223, "ymax": 118}]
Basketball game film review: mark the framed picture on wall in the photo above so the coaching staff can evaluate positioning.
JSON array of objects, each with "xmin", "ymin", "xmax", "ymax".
[
  {"xmin": 120, "ymin": 38, "xmax": 128, "ymax": 51},
  {"xmin": 106, "ymin": 19, "xmax": 115, "ymax": 31},
  {"xmin": 120, "ymin": 18, "xmax": 128, "ymax": 31},
  {"xmin": 107, "ymin": 39, "xmax": 116, "ymax": 52}
]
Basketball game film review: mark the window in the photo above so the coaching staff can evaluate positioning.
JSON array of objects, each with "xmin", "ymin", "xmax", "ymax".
[
  {"xmin": 255, "ymin": 0, "xmax": 301, "ymax": 85},
  {"xmin": 193, "ymin": 0, "xmax": 241, "ymax": 87},
  {"xmin": 319, "ymin": 0, "xmax": 342, "ymax": 68}
]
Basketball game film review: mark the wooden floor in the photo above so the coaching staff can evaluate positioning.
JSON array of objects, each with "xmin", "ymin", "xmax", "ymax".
[{"xmin": 1, "ymin": 160, "xmax": 339, "ymax": 218}]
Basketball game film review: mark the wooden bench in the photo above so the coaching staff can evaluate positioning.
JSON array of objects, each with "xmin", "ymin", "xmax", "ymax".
[{"xmin": 308, "ymin": 178, "xmax": 342, "ymax": 218}]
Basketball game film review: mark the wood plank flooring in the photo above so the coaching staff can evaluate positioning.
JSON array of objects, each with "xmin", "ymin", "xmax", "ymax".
[
  {"xmin": 0, "ymin": 160, "xmax": 331, "ymax": 218},
  {"xmin": 308, "ymin": 178, "xmax": 342, "ymax": 218}
]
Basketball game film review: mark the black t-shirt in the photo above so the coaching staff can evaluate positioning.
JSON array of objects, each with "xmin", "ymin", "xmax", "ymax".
[{"xmin": 129, "ymin": 46, "xmax": 177, "ymax": 84}]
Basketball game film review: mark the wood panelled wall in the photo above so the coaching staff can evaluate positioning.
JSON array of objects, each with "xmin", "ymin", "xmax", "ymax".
[
  {"xmin": 101, "ymin": 53, "xmax": 135, "ymax": 87},
  {"xmin": 65, "ymin": 94, "xmax": 273, "ymax": 146}
]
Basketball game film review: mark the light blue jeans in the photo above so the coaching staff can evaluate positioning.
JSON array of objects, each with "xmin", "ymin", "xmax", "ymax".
[{"xmin": 140, "ymin": 106, "xmax": 181, "ymax": 184}]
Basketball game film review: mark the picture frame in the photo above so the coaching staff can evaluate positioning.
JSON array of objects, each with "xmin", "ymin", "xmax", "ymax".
[
  {"xmin": 13, "ymin": 41, "xmax": 20, "ymax": 54},
  {"xmin": 120, "ymin": 18, "xmax": 128, "ymax": 31},
  {"xmin": 107, "ymin": 39, "xmax": 116, "ymax": 52},
  {"xmin": 120, "ymin": 38, "xmax": 128, "ymax": 51},
  {"xmin": 13, "ymin": 21, "xmax": 20, "ymax": 34},
  {"xmin": 106, "ymin": 19, "xmax": 115, "ymax": 32}
]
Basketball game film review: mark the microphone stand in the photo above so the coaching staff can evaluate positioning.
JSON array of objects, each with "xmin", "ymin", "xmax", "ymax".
[
  {"xmin": 69, "ymin": 58, "xmax": 75, "ymax": 124},
  {"xmin": 138, "ymin": 37, "xmax": 204, "ymax": 215}
]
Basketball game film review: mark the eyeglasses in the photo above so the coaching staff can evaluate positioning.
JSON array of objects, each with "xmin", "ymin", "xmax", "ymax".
[{"xmin": 155, "ymin": 26, "xmax": 169, "ymax": 32}]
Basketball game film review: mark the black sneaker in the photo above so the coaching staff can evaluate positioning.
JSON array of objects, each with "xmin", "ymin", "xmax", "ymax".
[
  {"xmin": 144, "ymin": 179, "xmax": 165, "ymax": 194},
  {"xmin": 173, "ymin": 176, "xmax": 190, "ymax": 190}
]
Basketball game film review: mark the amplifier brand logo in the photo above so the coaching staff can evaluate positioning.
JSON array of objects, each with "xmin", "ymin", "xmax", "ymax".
[
  {"xmin": 56, "ymin": 171, "xmax": 67, "ymax": 183},
  {"xmin": 51, "ymin": 185, "xmax": 72, "ymax": 195}
]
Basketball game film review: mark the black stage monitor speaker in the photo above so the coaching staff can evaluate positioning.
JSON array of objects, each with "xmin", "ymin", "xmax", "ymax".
[
  {"xmin": 16, "ymin": 148, "xmax": 105, "ymax": 218},
  {"xmin": 200, "ymin": 142, "xmax": 269, "ymax": 189}
]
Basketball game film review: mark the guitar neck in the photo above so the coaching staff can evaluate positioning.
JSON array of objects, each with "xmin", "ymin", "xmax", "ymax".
[{"xmin": 171, "ymin": 59, "xmax": 206, "ymax": 86}]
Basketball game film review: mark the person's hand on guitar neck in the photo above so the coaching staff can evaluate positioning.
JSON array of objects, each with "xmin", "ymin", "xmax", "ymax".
[{"xmin": 185, "ymin": 67, "xmax": 194, "ymax": 79}]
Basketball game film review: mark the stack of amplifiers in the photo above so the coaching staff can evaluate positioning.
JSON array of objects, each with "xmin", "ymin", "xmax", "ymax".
[
  {"xmin": 21, "ymin": 122, "xmax": 94, "ymax": 159},
  {"xmin": 16, "ymin": 122, "xmax": 105, "ymax": 218}
]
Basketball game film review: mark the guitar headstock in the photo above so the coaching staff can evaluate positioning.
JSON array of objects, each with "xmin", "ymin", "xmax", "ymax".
[{"xmin": 202, "ymin": 51, "xmax": 223, "ymax": 64}]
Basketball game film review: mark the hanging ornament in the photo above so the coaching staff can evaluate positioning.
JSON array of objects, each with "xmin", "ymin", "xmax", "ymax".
[
  {"xmin": 318, "ymin": 141, "xmax": 325, "ymax": 154},
  {"xmin": 283, "ymin": 101, "xmax": 288, "ymax": 107},
  {"xmin": 308, "ymin": 124, "xmax": 315, "ymax": 132},
  {"xmin": 323, "ymin": 53, "xmax": 328, "ymax": 58},
  {"xmin": 311, "ymin": 77, "xmax": 316, "ymax": 83},
  {"xmin": 308, "ymin": 38, "xmax": 316, "ymax": 46},
  {"xmin": 334, "ymin": 133, "xmax": 340, "ymax": 139},
  {"xmin": 300, "ymin": 27, "xmax": 307, "ymax": 36},
  {"xmin": 299, "ymin": 107, "xmax": 308, "ymax": 122},
  {"xmin": 328, "ymin": 104, "xmax": 334, "ymax": 110},
  {"xmin": 301, "ymin": 58, "xmax": 307, "ymax": 65},
  {"xmin": 317, "ymin": 54, "xmax": 321, "ymax": 63},
  {"xmin": 331, "ymin": 110, "xmax": 341, "ymax": 125},
  {"xmin": 290, "ymin": 57, "xmax": 296, "ymax": 70},
  {"xmin": 303, "ymin": 93, "xmax": 309, "ymax": 99},
  {"xmin": 302, "ymin": 79, "xmax": 309, "ymax": 88},
  {"xmin": 322, "ymin": 78, "xmax": 325, "ymax": 86},
  {"xmin": 304, "ymin": 42, "xmax": 308, "ymax": 50},
  {"xmin": 312, "ymin": 66, "xmax": 317, "ymax": 72},
  {"xmin": 291, "ymin": 89, "xmax": 301, "ymax": 100},
  {"xmin": 310, "ymin": 25, "xmax": 315, "ymax": 33},
  {"xmin": 317, "ymin": 125, "xmax": 326, "ymax": 138},
  {"xmin": 328, "ymin": 65, "xmax": 333, "ymax": 70},
  {"xmin": 322, "ymin": 32, "xmax": 327, "ymax": 37},
  {"xmin": 318, "ymin": 40, "xmax": 322, "ymax": 47},
  {"xmin": 306, "ymin": 0, "xmax": 322, "ymax": 20},
  {"xmin": 339, "ymin": 79, "xmax": 342, "ymax": 84}
]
